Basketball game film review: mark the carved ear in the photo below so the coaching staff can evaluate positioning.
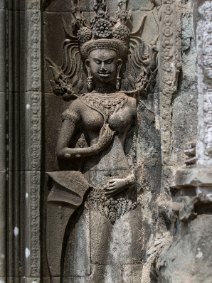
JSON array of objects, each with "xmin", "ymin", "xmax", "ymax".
[
  {"xmin": 116, "ymin": 59, "xmax": 123, "ymax": 91},
  {"xmin": 117, "ymin": 58, "xmax": 123, "ymax": 68},
  {"xmin": 117, "ymin": 59, "xmax": 123, "ymax": 75},
  {"xmin": 85, "ymin": 59, "xmax": 91, "ymax": 75}
]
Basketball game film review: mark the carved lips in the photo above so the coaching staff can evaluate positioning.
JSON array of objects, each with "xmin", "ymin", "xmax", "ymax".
[{"xmin": 98, "ymin": 72, "xmax": 111, "ymax": 78}]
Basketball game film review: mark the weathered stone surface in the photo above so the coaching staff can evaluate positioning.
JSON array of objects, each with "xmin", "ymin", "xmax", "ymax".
[
  {"xmin": 8, "ymin": 10, "xmax": 41, "ymax": 93},
  {"xmin": 0, "ymin": 172, "xmax": 6, "ymax": 277},
  {"xmin": 20, "ymin": 91, "xmax": 41, "ymax": 171},
  {"xmin": 44, "ymin": 0, "xmax": 152, "ymax": 12},
  {"xmin": 0, "ymin": 3, "xmax": 6, "ymax": 281},
  {"xmin": 7, "ymin": 277, "xmax": 40, "ymax": 283},
  {"xmin": 171, "ymin": 15, "xmax": 198, "ymax": 165},
  {"xmin": 0, "ymin": 1, "xmax": 5, "ymax": 9},
  {"xmin": 175, "ymin": 168, "xmax": 212, "ymax": 189},
  {"xmin": 90, "ymin": 206, "xmax": 143, "ymax": 265},
  {"xmin": 0, "ymin": 93, "xmax": 6, "ymax": 172},
  {"xmin": 7, "ymin": 10, "xmax": 25, "ymax": 93},
  {"xmin": 8, "ymin": 0, "xmax": 40, "ymax": 11},
  {"xmin": 5, "ymin": 2, "xmax": 42, "ymax": 277},
  {"xmin": 196, "ymin": 0, "xmax": 212, "ymax": 166},
  {"xmin": 155, "ymin": 2, "xmax": 212, "ymax": 282},
  {"xmin": 21, "ymin": 171, "xmax": 41, "ymax": 278},
  {"xmin": 0, "ymin": 10, "xmax": 5, "ymax": 93},
  {"xmin": 43, "ymin": 12, "xmax": 71, "ymax": 94},
  {"xmin": 159, "ymin": 0, "xmax": 182, "ymax": 166},
  {"xmin": 25, "ymin": 9, "xmax": 41, "ymax": 92},
  {"xmin": 63, "ymin": 208, "xmax": 91, "ymax": 277},
  {"xmin": 158, "ymin": 215, "xmax": 212, "ymax": 283},
  {"xmin": 44, "ymin": 93, "xmax": 66, "ymax": 171},
  {"xmin": 3, "ymin": 0, "xmax": 212, "ymax": 282}
]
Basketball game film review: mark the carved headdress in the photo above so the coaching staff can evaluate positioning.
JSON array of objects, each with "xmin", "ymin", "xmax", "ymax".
[
  {"xmin": 77, "ymin": 0, "xmax": 130, "ymax": 59},
  {"xmin": 47, "ymin": 0, "xmax": 158, "ymax": 99}
]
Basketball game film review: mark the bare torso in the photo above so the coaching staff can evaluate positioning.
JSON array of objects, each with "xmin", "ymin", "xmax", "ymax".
[{"xmin": 64, "ymin": 92, "xmax": 137, "ymax": 149}]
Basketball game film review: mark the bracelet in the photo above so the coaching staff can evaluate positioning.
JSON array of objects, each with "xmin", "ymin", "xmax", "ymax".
[{"xmin": 125, "ymin": 174, "xmax": 136, "ymax": 185}]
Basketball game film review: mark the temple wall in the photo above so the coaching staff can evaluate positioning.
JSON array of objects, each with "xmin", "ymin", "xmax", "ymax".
[{"xmin": 0, "ymin": 0, "xmax": 211, "ymax": 282}]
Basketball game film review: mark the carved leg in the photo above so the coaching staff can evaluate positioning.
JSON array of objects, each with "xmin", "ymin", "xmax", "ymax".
[{"xmin": 46, "ymin": 203, "xmax": 75, "ymax": 281}]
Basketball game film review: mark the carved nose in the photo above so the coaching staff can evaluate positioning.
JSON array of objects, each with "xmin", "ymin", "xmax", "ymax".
[{"xmin": 100, "ymin": 62, "xmax": 106, "ymax": 72}]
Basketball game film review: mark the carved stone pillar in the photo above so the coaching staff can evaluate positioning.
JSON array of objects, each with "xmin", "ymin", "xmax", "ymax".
[
  {"xmin": 0, "ymin": 0, "xmax": 6, "ymax": 280},
  {"xmin": 5, "ymin": 0, "xmax": 42, "ymax": 281}
]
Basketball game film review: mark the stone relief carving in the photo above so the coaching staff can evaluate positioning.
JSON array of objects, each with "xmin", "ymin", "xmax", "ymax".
[
  {"xmin": 3, "ymin": 0, "xmax": 212, "ymax": 281},
  {"xmin": 46, "ymin": 0, "xmax": 158, "ymax": 280},
  {"xmin": 47, "ymin": 6, "xmax": 157, "ymax": 99},
  {"xmin": 159, "ymin": 0, "xmax": 181, "ymax": 165},
  {"xmin": 26, "ymin": 9, "xmax": 42, "ymax": 277}
]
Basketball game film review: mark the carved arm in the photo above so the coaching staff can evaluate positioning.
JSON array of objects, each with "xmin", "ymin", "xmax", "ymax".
[
  {"xmin": 57, "ymin": 119, "xmax": 115, "ymax": 159},
  {"xmin": 104, "ymin": 172, "xmax": 136, "ymax": 197}
]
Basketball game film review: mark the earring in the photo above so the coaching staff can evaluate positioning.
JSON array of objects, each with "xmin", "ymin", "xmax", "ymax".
[
  {"xmin": 87, "ymin": 75, "xmax": 94, "ymax": 92},
  {"xmin": 116, "ymin": 76, "xmax": 121, "ymax": 91},
  {"xmin": 86, "ymin": 67, "xmax": 94, "ymax": 92},
  {"xmin": 116, "ymin": 64, "xmax": 122, "ymax": 91}
]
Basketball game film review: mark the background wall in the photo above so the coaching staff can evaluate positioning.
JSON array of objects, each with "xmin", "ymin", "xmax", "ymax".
[{"xmin": 2, "ymin": 0, "xmax": 210, "ymax": 282}]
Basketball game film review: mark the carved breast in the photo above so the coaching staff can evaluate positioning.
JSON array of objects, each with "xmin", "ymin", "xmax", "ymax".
[
  {"xmin": 108, "ymin": 105, "xmax": 135, "ymax": 132},
  {"xmin": 80, "ymin": 93, "xmax": 137, "ymax": 136}
]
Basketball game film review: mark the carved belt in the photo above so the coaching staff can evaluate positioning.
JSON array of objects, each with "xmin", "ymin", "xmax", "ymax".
[{"xmin": 87, "ymin": 187, "xmax": 137, "ymax": 224}]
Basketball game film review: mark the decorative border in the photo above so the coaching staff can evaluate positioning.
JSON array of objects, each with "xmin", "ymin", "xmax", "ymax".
[
  {"xmin": 5, "ymin": 0, "xmax": 42, "ymax": 279},
  {"xmin": 29, "ymin": 171, "xmax": 41, "ymax": 277},
  {"xmin": 159, "ymin": 0, "xmax": 181, "ymax": 165},
  {"xmin": 27, "ymin": 8, "xmax": 41, "ymax": 278}
]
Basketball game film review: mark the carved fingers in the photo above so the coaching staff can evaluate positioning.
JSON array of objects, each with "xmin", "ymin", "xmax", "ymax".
[
  {"xmin": 57, "ymin": 124, "xmax": 115, "ymax": 160},
  {"xmin": 96, "ymin": 124, "xmax": 115, "ymax": 152},
  {"xmin": 59, "ymin": 147, "xmax": 74, "ymax": 159},
  {"xmin": 104, "ymin": 173, "xmax": 136, "ymax": 197},
  {"xmin": 104, "ymin": 178, "xmax": 128, "ymax": 197}
]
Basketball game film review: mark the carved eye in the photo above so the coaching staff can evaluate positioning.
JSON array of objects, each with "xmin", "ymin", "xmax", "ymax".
[
  {"xmin": 94, "ymin": 59, "xmax": 101, "ymax": 64},
  {"xmin": 105, "ymin": 59, "xmax": 113, "ymax": 64}
]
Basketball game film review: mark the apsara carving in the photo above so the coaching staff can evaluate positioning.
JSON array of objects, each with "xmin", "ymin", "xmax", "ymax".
[
  {"xmin": 46, "ymin": 0, "xmax": 158, "ymax": 279},
  {"xmin": 46, "ymin": 0, "xmax": 157, "ymax": 100}
]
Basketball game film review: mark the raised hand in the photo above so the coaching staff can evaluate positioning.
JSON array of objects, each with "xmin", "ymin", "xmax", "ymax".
[
  {"xmin": 104, "ymin": 174, "xmax": 135, "ymax": 198},
  {"xmin": 95, "ymin": 124, "xmax": 115, "ymax": 152}
]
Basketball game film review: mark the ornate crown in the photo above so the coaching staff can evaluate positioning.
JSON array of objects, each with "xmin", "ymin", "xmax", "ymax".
[
  {"xmin": 46, "ymin": 0, "xmax": 158, "ymax": 99},
  {"xmin": 72, "ymin": 0, "xmax": 132, "ymax": 59}
]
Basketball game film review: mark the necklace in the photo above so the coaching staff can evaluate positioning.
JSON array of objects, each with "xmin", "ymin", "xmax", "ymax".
[{"xmin": 82, "ymin": 92, "xmax": 128, "ymax": 120}]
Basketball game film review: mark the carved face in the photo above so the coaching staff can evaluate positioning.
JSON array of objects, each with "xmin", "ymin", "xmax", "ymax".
[{"xmin": 85, "ymin": 49, "xmax": 122, "ymax": 84}]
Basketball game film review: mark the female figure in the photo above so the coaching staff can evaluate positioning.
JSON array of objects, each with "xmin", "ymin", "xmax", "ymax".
[
  {"xmin": 58, "ymin": 44, "xmax": 142, "ymax": 282},
  {"xmin": 47, "ymin": 1, "xmax": 157, "ymax": 281},
  {"xmin": 57, "ymin": 45, "xmax": 137, "ymax": 200}
]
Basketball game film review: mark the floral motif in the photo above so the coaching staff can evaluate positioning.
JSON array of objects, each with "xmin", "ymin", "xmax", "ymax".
[
  {"xmin": 93, "ymin": 19, "xmax": 113, "ymax": 38},
  {"xmin": 113, "ymin": 24, "xmax": 130, "ymax": 44},
  {"xmin": 77, "ymin": 27, "xmax": 92, "ymax": 44}
]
